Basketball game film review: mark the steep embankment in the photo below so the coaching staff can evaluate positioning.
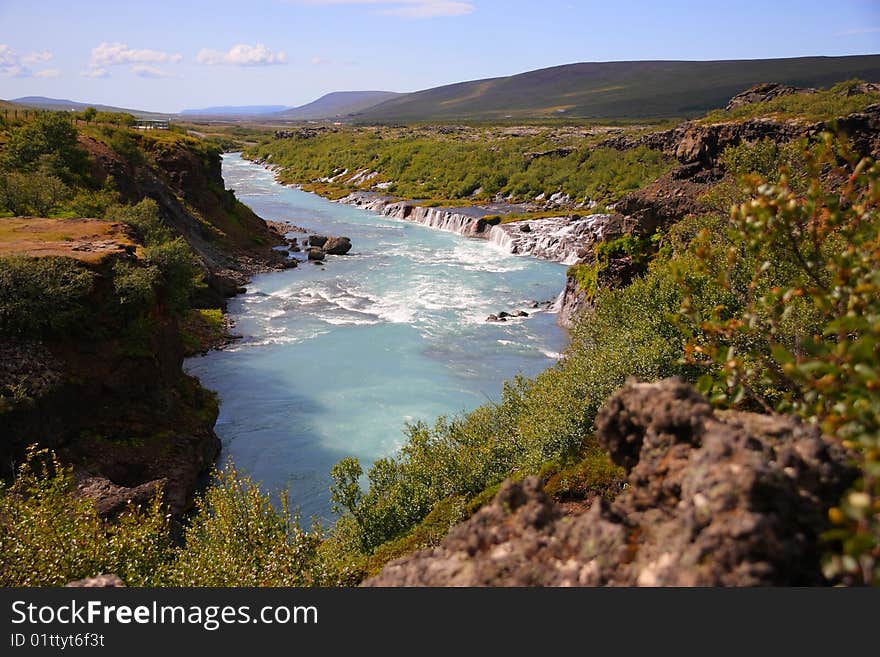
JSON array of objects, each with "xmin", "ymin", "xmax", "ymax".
[
  {"xmin": 0, "ymin": 131, "xmax": 288, "ymax": 515},
  {"xmin": 556, "ymin": 98, "xmax": 880, "ymax": 327}
]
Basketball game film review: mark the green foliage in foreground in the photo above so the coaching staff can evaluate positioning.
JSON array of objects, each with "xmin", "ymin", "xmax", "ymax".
[
  {"xmin": 247, "ymin": 129, "xmax": 673, "ymax": 205},
  {"xmin": 0, "ymin": 449, "xmax": 170, "ymax": 587},
  {"xmin": 0, "ymin": 453, "xmax": 358, "ymax": 587},
  {"xmin": 681, "ymin": 135, "xmax": 880, "ymax": 584}
]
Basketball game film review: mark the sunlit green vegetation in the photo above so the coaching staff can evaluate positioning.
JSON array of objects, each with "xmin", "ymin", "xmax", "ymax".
[
  {"xmin": 702, "ymin": 80, "xmax": 880, "ymax": 123},
  {"xmin": 246, "ymin": 128, "xmax": 674, "ymax": 206}
]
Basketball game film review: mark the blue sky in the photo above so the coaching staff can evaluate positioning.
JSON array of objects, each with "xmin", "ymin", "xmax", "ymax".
[{"xmin": 1, "ymin": 0, "xmax": 878, "ymax": 112}]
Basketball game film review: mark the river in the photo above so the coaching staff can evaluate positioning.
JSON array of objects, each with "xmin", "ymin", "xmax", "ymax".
[{"xmin": 184, "ymin": 153, "xmax": 568, "ymax": 520}]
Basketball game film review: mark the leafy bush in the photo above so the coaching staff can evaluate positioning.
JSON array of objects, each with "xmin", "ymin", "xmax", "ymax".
[
  {"xmin": 143, "ymin": 238, "xmax": 201, "ymax": 313},
  {"xmin": 113, "ymin": 261, "xmax": 159, "ymax": 311},
  {"xmin": 0, "ymin": 256, "xmax": 96, "ymax": 338},
  {"xmin": 0, "ymin": 171, "xmax": 71, "ymax": 216},
  {"xmin": 0, "ymin": 112, "xmax": 87, "ymax": 183},
  {"xmin": 680, "ymin": 134, "xmax": 880, "ymax": 584},
  {"xmin": 159, "ymin": 465, "xmax": 347, "ymax": 586},
  {"xmin": 105, "ymin": 198, "xmax": 170, "ymax": 246},
  {"xmin": 0, "ymin": 448, "xmax": 170, "ymax": 586}
]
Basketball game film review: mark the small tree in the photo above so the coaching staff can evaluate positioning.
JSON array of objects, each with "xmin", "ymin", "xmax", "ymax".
[{"xmin": 680, "ymin": 133, "xmax": 880, "ymax": 585}]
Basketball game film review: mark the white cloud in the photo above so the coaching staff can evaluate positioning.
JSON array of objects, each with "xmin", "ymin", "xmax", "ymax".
[
  {"xmin": 132, "ymin": 64, "xmax": 177, "ymax": 78},
  {"xmin": 34, "ymin": 68, "xmax": 60, "ymax": 78},
  {"xmin": 21, "ymin": 50, "xmax": 53, "ymax": 66},
  {"xmin": 0, "ymin": 44, "xmax": 57, "ymax": 77},
  {"xmin": 297, "ymin": 1, "xmax": 475, "ymax": 18},
  {"xmin": 81, "ymin": 67, "xmax": 110, "ymax": 78},
  {"xmin": 83, "ymin": 42, "xmax": 182, "ymax": 77},
  {"xmin": 196, "ymin": 43, "xmax": 287, "ymax": 66},
  {"xmin": 90, "ymin": 42, "xmax": 182, "ymax": 67}
]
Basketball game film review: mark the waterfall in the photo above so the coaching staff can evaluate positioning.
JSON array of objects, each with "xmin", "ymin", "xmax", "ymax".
[
  {"xmin": 338, "ymin": 193, "xmax": 487, "ymax": 237},
  {"xmin": 338, "ymin": 192, "xmax": 620, "ymax": 266},
  {"xmin": 486, "ymin": 215, "xmax": 617, "ymax": 264}
]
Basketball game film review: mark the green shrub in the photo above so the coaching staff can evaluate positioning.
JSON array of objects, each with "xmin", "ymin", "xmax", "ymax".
[
  {"xmin": 680, "ymin": 134, "xmax": 880, "ymax": 583},
  {"xmin": 0, "ymin": 112, "xmax": 87, "ymax": 183},
  {"xmin": 0, "ymin": 256, "xmax": 96, "ymax": 338},
  {"xmin": 159, "ymin": 465, "xmax": 343, "ymax": 586},
  {"xmin": 113, "ymin": 261, "xmax": 159, "ymax": 311},
  {"xmin": 105, "ymin": 198, "xmax": 170, "ymax": 246},
  {"xmin": 0, "ymin": 171, "xmax": 71, "ymax": 216},
  {"xmin": 0, "ymin": 448, "xmax": 170, "ymax": 586},
  {"xmin": 143, "ymin": 238, "xmax": 200, "ymax": 313}
]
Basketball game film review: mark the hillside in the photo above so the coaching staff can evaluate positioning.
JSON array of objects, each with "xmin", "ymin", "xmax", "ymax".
[
  {"xmin": 358, "ymin": 55, "xmax": 880, "ymax": 122},
  {"xmin": 273, "ymin": 90, "xmax": 401, "ymax": 120},
  {"xmin": 11, "ymin": 96, "xmax": 170, "ymax": 119}
]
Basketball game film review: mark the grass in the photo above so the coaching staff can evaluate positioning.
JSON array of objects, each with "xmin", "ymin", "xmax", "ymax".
[
  {"xmin": 0, "ymin": 218, "xmax": 134, "ymax": 264},
  {"xmin": 702, "ymin": 81, "xmax": 880, "ymax": 124}
]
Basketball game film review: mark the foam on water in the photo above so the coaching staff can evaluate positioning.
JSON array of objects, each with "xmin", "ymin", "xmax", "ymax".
[{"xmin": 185, "ymin": 154, "xmax": 569, "ymax": 519}]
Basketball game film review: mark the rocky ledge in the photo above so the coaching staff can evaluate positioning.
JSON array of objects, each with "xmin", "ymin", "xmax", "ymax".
[{"xmin": 365, "ymin": 378, "xmax": 854, "ymax": 587}]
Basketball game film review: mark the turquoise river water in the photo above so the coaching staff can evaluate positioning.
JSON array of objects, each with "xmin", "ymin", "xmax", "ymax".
[{"xmin": 184, "ymin": 153, "xmax": 568, "ymax": 520}]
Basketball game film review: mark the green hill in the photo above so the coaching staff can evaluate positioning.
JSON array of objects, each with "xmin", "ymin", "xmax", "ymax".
[
  {"xmin": 358, "ymin": 55, "xmax": 880, "ymax": 122},
  {"xmin": 10, "ymin": 96, "xmax": 170, "ymax": 119}
]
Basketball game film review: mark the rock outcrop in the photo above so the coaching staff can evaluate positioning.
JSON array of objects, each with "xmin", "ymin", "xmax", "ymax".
[
  {"xmin": 76, "ymin": 475, "xmax": 165, "ymax": 518},
  {"xmin": 323, "ymin": 236, "xmax": 352, "ymax": 255},
  {"xmin": 365, "ymin": 379, "xmax": 854, "ymax": 587},
  {"xmin": 556, "ymin": 274, "xmax": 589, "ymax": 329},
  {"xmin": 725, "ymin": 82, "xmax": 815, "ymax": 111},
  {"xmin": 66, "ymin": 574, "xmax": 126, "ymax": 587}
]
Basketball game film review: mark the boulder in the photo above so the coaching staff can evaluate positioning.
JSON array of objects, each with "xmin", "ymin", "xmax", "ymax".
[
  {"xmin": 519, "ymin": 223, "xmax": 532, "ymax": 233},
  {"xmin": 308, "ymin": 235, "xmax": 328, "ymax": 248},
  {"xmin": 307, "ymin": 248, "xmax": 325, "ymax": 261},
  {"xmin": 66, "ymin": 574, "xmax": 126, "ymax": 587},
  {"xmin": 76, "ymin": 475, "xmax": 165, "ymax": 518},
  {"xmin": 365, "ymin": 379, "xmax": 855, "ymax": 587},
  {"xmin": 323, "ymin": 236, "xmax": 352, "ymax": 255}
]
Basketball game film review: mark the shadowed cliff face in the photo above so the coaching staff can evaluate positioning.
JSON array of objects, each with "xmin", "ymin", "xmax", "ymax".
[
  {"xmin": 365, "ymin": 379, "xmax": 855, "ymax": 587},
  {"xmin": 80, "ymin": 134, "xmax": 288, "ymax": 306},
  {"xmin": 1, "ymin": 137, "xmax": 288, "ymax": 516}
]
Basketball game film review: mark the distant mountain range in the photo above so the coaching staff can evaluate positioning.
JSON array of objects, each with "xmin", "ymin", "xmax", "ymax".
[
  {"xmin": 358, "ymin": 55, "xmax": 880, "ymax": 122},
  {"xmin": 272, "ymin": 91, "xmax": 402, "ymax": 120},
  {"xmin": 180, "ymin": 105, "xmax": 290, "ymax": 116},
  {"xmin": 181, "ymin": 91, "xmax": 402, "ymax": 120},
  {"xmin": 10, "ymin": 96, "xmax": 171, "ymax": 119},
  {"xmin": 8, "ymin": 55, "xmax": 880, "ymax": 125}
]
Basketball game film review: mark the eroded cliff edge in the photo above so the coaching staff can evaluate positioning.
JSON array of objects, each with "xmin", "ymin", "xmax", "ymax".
[{"xmin": 1, "ymin": 136, "xmax": 289, "ymax": 516}]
